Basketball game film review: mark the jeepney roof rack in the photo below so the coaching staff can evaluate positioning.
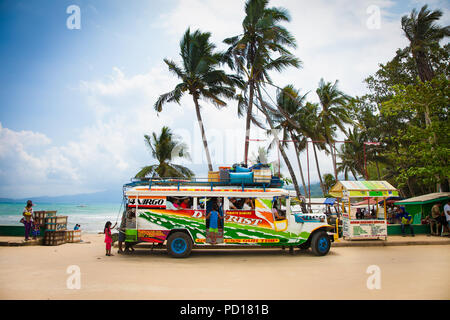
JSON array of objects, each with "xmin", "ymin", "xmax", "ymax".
[{"xmin": 123, "ymin": 176, "xmax": 284, "ymax": 192}]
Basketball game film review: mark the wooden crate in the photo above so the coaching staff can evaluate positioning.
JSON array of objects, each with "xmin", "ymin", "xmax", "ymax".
[
  {"xmin": 253, "ymin": 168, "xmax": 272, "ymax": 183},
  {"xmin": 65, "ymin": 230, "xmax": 81, "ymax": 243},
  {"xmin": 44, "ymin": 216, "xmax": 68, "ymax": 232},
  {"xmin": 208, "ymin": 171, "xmax": 220, "ymax": 182},
  {"xmin": 44, "ymin": 231, "xmax": 66, "ymax": 246},
  {"xmin": 33, "ymin": 211, "xmax": 57, "ymax": 226}
]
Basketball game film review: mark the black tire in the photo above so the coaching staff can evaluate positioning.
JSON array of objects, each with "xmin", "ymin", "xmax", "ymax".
[
  {"xmin": 310, "ymin": 231, "xmax": 331, "ymax": 256},
  {"xmin": 166, "ymin": 232, "xmax": 193, "ymax": 258}
]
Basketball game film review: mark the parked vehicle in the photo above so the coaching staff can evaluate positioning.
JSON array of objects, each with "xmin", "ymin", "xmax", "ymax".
[{"xmin": 121, "ymin": 178, "xmax": 335, "ymax": 258}]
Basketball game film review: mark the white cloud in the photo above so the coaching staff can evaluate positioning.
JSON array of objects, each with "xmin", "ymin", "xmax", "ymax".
[{"xmin": 2, "ymin": 0, "xmax": 448, "ymax": 197}]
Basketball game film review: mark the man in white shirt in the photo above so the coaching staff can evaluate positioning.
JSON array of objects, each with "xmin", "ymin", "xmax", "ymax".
[{"xmin": 443, "ymin": 200, "xmax": 450, "ymax": 236}]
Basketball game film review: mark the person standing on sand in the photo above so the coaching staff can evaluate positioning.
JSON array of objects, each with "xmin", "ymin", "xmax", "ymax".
[
  {"xmin": 430, "ymin": 203, "xmax": 442, "ymax": 236},
  {"xmin": 104, "ymin": 221, "xmax": 117, "ymax": 256},
  {"xmin": 399, "ymin": 207, "xmax": 415, "ymax": 237},
  {"xmin": 443, "ymin": 200, "xmax": 450, "ymax": 236},
  {"xmin": 22, "ymin": 200, "xmax": 33, "ymax": 241}
]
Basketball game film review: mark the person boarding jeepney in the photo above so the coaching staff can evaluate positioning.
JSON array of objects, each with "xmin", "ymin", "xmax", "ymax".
[{"xmin": 206, "ymin": 203, "xmax": 222, "ymax": 245}]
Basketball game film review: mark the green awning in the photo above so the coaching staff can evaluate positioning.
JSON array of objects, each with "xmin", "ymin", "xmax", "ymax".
[{"xmin": 394, "ymin": 192, "xmax": 450, "ymax": 206}]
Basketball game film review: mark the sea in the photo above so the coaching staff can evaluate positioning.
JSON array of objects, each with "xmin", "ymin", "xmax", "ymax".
[{"xmin": 0, "ymin": 202, "xmax": 124, "ymax": 233}]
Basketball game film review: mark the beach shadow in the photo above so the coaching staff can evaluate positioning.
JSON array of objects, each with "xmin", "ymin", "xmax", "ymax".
[{"xmin": 112, "ymin": 246, "xmax": 340, "ymax": 259}]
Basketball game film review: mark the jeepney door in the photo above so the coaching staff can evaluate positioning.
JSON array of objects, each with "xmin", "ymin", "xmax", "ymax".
[{"xmin": 205, "ymin": 197, "xmax": 224, "ymax": 244}]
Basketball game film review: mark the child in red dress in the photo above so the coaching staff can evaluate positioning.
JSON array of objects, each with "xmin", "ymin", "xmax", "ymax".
[{"xmin": 104, "ymin": 221, "xmax": 117, "ymax": 256}]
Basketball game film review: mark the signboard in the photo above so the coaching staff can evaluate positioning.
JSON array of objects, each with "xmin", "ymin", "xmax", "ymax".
[
  {"xmin": 128, "ymin": 196, "xmax": 166, "ymax": 208},
  {"xmin": 348, "ymin": 190, "xmax": 399, "ymax": 197},
  {"xmin": 342, "ymin": 219, "xmax": 387, "ymax": 239}
]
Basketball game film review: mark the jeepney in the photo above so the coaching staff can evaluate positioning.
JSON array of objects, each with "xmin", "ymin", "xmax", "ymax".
[{"xmin": 121, "ymin": 179, "xmax": 335, "ymax": 258}]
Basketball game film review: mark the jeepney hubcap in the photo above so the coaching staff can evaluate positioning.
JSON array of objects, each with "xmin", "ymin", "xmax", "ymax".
[
  {"xmin": 318, "ymin": 237, "xmax": 328, "ymax": 252},
  {"xmin": 172, "ymin": 238, "xmax": 187, "ymax": 254}
]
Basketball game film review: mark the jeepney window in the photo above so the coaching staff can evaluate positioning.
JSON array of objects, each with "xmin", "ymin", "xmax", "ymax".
[
  {"xmin": 197, "ymin": 198, "xmax": 206, "ymax": 210},
  {"xmin": 179, "ymin": 197, "xmax": 193, "ymax": 209},
  {"xmin": 228, "ymin": 197, "xmax": 254, "ymax": 210},
  {"xmin": 166, "ymin": 197, "xmax": 193, "ymax": 210},
  {"xmin": 166, "ymin": 197, "xmax": 177, "ymax": 210}
]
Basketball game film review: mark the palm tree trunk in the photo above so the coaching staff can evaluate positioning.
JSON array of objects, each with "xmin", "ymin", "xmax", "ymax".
[
  {"xmin": 244, "ymin": 82, "xmax": 254, "ymax": 167},
  {"xmin": 193, "ymin": 96, "xmax": 213, "ymax": 172},
  {"xmin": 255, "ymin": 85, "xmax": 303, "ymax": 202},
  {"xmin": 290, "ymin": 131, "xmax": 308, "ymax": 198},
  {"xmin": 312, "ymin": 143, "xmax": 327, "ymax": 196},
  {"xmin": 375, "ymin": 161, "xmax": 381, "ymax": 180},
  {"xmin": 414, "ymin": 52, "xmax": 435, "ymax": 82},
  {"xmin": 329, "ymin": 142, "xmax": 338, "ymax": 181}
]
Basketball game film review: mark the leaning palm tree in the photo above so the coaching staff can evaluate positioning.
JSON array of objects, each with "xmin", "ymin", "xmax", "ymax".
[
  {"xmin": 135, "ymin": 126, "xmax": 194, "ymax": 179},
  {"xmin": 155, "ymin": 28, "xmax": 242, "ymax": 172},
  {"xmin": 316, "ymin": 78, "xmax": 353, "ymax": 181},
  {"xmin": 254, "ymin": 84, "xmax": 305, "ymax": 204},
  {"xmin": 224, "ymin": 0, "xmax": 300, "ymax": 166},
  {"xmin": 270, "ymin": 85, "xmax": 309, "ymax": 199},
  {"xmin": 401, "ymin": 5, "xmax": 450, "ymax": 83}
]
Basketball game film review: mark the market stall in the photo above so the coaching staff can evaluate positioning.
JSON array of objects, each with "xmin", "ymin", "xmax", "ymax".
[{"xmin": 329, "ymin": 181, "xmax": 399, "ymax": 240}]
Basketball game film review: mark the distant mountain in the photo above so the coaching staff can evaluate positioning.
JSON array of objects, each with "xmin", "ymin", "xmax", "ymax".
[
  {"xmin": 285, "ymin": 182, "xmax": 324, "ymax": 197},
  {"xmin": 0, "ymin": 181, "xmax": 327, "ymax": 204},
  {"xmin": 0, "ymin": 188, "xmax": 123, "ymax": 204}
]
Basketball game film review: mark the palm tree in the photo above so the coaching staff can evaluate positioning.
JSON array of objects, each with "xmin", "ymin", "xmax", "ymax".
[
  {"xmin": 316, "ymin": 78, "xmax": 352, "ymax": 181},
  {"xmin": 155, "ymin": 28, "xmax": 242, "ymax": 172},
  {"xmin": 224, "ymin": 0, "xmax": 300, "ymax": 166},
  {"xmin": 298, "ymin": 102, "xmax": 328, "ymax": 196},
  {"xmin": 254, "ymin": 84, "xmax": 305, "ymax": 204},
  {"xmin": 135, "ymin": 126, "xmax": 194, "ymax": 179},
  {"xmin": 336, "ymin": 127, "xmax": 365, "ymax": 180},
  {"xmin": 401, "ymin": 5, "xmax": 450, "ymax": 83},
  {"xmin": 270, "ymin": 85, "xmax": 309, "ymax": 199},
  {"xmin": 323, "ymin": 173, "xmax": 336, "ymax": 195}
]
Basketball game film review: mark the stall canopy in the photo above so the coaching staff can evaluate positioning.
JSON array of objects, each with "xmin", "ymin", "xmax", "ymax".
[
  {"xmin": 394, "ymin": 192, "xmax": 450, "ymax": 224},
  {"xmin": 352, "ymin": 198, "xmax": 378, "ymax": 206},
  {"xmin": 329, "ymin": 181, "xmax": 399, "ymax": 198},
  {"xmin": 394, "ymin": 192, "xmax": 450, "ymax": 206},
  {"xmin": 377, "ymin": 196, "xmax": 403, "ymax": 205}
]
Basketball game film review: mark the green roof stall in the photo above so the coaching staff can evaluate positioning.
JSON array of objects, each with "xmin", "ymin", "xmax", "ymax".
[{"xmin": 394, "ymin": 192, "xmax": 450, "ymax": 224}]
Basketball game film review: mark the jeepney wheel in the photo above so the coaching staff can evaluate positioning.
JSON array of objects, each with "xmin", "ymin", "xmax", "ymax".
[
  {"xmin": 311, "ymin": 231, "xmax": 331, "ymax": 256},
  {"xmin": 167, "ymin": 232, "xmax": 193, "ymax": 258}
]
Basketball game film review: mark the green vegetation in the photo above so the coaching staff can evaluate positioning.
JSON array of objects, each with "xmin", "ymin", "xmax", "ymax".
[
  {"xmin": 152, "ymin": 1, "xmax": 449, "ymax": 198},
  {"xmin": 135, "ymin": 126, "xmax": 194, "ymax": 179}
]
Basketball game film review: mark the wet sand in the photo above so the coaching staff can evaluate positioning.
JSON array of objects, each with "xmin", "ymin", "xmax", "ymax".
[{"xmin": 0, "ymin": 234, "xmax": 448, "ymax": 299}]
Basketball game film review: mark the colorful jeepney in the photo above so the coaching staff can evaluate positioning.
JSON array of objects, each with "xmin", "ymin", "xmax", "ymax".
[{"xmin": 121, "ymin": 181, "xmax": 335, "ymax": 258}]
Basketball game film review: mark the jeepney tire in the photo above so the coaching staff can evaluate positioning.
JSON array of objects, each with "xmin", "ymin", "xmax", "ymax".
[
  {"xmin": 167, "ymin": 232, "xmax": 193, "ymax": 258},
  {"xmin": 310, "ymin": 231, "xmax": 331, "ymax": 256}
]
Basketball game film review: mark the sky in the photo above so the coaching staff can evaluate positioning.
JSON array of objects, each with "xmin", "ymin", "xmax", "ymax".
[{"xmin": 0, "ymin": 0, "xmax": 449, "ymax": 198}]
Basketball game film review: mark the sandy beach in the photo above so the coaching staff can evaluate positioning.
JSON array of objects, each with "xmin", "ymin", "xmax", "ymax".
[{"xmin": 0, "ymin": 233, "xmax": 449, "ymax": 300}]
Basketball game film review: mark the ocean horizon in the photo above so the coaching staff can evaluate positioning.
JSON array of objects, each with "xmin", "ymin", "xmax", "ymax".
[{"xmin": 0, "ymin": 201, "xmax": 124, "ymax": 233}]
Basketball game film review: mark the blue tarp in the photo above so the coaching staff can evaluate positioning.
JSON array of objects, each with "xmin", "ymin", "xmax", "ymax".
[
  {"xmin": 378, "ymin": 196, "xmax": 403, "ymax": 204},
  {"xmin": 324, "ymin": 198, "xmax": 336, "ymax": 205}
]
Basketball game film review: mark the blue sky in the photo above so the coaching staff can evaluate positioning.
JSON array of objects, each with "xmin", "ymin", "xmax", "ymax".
[{"xmin": 0, "ymin": 0, "xmax": 449, "ymax": 198}]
